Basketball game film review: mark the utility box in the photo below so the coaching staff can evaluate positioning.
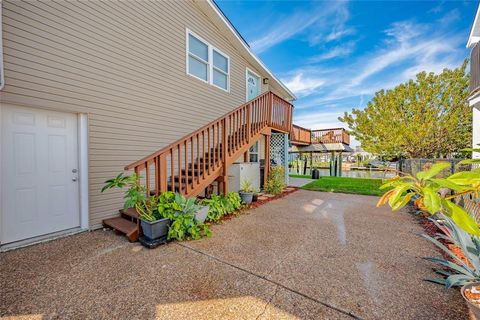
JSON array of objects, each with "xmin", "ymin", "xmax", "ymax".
[{"xmin": 228, "ymin": 162, "xmax": 260, "ymax": 192}]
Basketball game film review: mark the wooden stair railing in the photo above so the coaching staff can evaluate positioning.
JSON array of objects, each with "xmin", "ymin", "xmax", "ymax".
[{"xmin": 124, "ymin": 91, "xmax": 293, "ymax": 198}]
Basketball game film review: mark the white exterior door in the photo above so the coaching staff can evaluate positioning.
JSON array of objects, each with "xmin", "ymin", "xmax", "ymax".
[
  {"xmin": 1, "ymin": 105, "xmax": 80, "ymax": 244},
  {"xmin": 246, "ymin": 69, "xmax": 261, "ymax": 101}
]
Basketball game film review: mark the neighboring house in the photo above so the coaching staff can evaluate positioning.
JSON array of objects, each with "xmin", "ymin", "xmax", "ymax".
[
  {"xmin": 0, "ymin": 0, "xmax": 296, "ymax": 248},
  {"xmin": 468, "ymin": 3, "xmax": 480, "ymax": 159}
]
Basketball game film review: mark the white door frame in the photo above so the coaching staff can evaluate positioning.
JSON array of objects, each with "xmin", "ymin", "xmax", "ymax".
[
  {"xmin": 78, "ymin": 113, "xmax": 89, "ymax": 230},
  {"xmin": 0, "ymin": 106, "xmax": 89, "ymax": 249},
  {"xmin": 246, "ymin": 67, "xmax": 261, "ymax": 102}
]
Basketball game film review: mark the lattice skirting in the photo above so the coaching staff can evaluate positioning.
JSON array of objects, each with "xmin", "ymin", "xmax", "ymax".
[{"xmin": 270, "ymin": 133, "xmax": 289, "ymax": 185}]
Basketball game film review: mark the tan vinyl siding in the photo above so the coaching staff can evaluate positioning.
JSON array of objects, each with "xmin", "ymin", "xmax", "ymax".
[{"xmin": 1, "ymin": 0, "xmax": 275, "ymax": 228}]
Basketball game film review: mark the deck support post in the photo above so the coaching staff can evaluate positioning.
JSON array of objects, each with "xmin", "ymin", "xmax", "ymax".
[
  {"xmin": 221, "ymin": 118, "xmax": 228, "ymax": 195},
  {"xmin": 264, "ymin": 134, "xmax": 270, "ymax": 186}
]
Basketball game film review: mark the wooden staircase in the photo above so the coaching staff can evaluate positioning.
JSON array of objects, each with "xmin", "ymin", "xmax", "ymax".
[{"xmin": 103, "ymin": 91, "xmax": 293, "ymax": 241}]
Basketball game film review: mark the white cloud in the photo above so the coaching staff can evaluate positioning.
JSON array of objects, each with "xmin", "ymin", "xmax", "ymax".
[
  {"xmin": 282, "ymin": 73, "xmax": 325, "ymax": 98},
  {"xmin": 308, "ymin": 42, "xmax": 356, "ymax": 63},
  {"xmin": 250, "ymin": 1, "xmax": 351, "ymax": 53},
  {"xmin": 284, "ymin": 17, "xmax": 467, "ymax": 141}
]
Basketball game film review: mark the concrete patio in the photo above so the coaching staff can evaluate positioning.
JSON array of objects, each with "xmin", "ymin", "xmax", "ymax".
[{"xmin": 0, "ymin": 190, "xmax": 468, "ymax": 319}]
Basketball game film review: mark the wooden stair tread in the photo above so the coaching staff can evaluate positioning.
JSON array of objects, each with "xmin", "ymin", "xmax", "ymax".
[{"xmin": 103, "ymin": 217, "xmax": 139, "ymax": 242}]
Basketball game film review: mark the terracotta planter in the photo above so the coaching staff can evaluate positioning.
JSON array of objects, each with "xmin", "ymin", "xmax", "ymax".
[{"xmin": 462, "ymin": 282, "xmax": 480, "ymax": 320}]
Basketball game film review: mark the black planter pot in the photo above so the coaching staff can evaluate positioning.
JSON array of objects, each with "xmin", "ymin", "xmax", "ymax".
[
  {"xmin": 141, "ymin": 218, "xmax": 172, "ymax": 240},
  {"xmin": 311, "ymin": 169, "xmax": 320, "ymax": 179}
]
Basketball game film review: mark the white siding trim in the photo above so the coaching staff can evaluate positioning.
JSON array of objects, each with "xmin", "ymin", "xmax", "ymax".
[
  {"xmin": 0, "ymin": 2, "xmax": 5, "ymax": 90},
  {"xmin": 78, "ymin": 113, "xmax": 89, "ymax": 229}
]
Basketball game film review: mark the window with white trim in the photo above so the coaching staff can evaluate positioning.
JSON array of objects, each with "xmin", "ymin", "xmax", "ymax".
[
  {"xmin": 249, "ymin": 142, "xmax": 259, "ymax": 162},
  {"xmin": 187, "ymin": 33, "xmax": 209, "ymax": 82},
  {"xmin": 187, "ymin": 29, "xmax": 230, "ymax": 91}
]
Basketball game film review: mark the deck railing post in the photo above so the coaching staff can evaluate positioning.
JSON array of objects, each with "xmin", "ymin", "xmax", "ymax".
[
  {"xmin": 268, "ymin": 92, "xmax": 273, "ymax": 127},
  {"xmin": 246, "ymin": 103, "xmax": 251, "ymax": 143},
  {"xmin": 159, "ymin": 154, "xmax": 168, "ymax": 192}
]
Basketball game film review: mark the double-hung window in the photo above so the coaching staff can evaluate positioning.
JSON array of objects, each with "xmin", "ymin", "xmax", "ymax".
[
  {"xmin": 187, "ymin": 29, "xmax": 230, "ymax": 92},
  {"xmin": 187, "ymin": 33, "xmax": 209, "ymax": 82}
]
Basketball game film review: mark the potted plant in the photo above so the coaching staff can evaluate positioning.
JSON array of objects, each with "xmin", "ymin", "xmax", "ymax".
[
  {"xmin": 137, "ymin": 196, "xmax": 173, "ymax": 241},
  {"xmin": 239, "ymin": 179, "xmax": 255, "ymax": 204},
  {"xmin": 101, "ymin": 175, "xmax": 176, "ymax": 241},
  {"xmin": 462, "ymin": 283, "xmax": 480, "ymax": 319}
]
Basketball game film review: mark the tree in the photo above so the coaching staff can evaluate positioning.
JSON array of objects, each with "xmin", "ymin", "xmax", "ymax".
[{"xmin": 339, "ymin": 60, "xmax": 471, "ymax": 159}]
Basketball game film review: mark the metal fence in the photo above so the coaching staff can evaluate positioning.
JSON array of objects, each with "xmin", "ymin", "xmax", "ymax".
[
  {"xmin": 398, "ymin": 159, "xmax": 480, "ymax": 224},
  {"xmin": 398, "ymin": 158, "xmax": 472, "ymax": 177}
]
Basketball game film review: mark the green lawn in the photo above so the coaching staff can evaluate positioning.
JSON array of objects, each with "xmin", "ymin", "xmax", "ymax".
[{"xmin": 300, "ymin": 176, "xmax": 386, "ymax": 196}]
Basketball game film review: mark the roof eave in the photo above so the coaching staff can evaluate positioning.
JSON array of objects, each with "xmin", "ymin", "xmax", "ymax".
[
  {"xmin": 201, "ymin": 0, "xmax": 297, "ymax": 101},
  {"xmin": 467, "ymin": 2, "xmax": 480, "ymax": 48}
]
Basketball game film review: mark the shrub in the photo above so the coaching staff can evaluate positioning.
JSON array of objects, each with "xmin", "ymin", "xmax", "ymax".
[
  {"xmin": 201, "ymin": 192, "xmax": 243, "ymax": 222},
  {"xmin": 265, "ymin": 165, "xmax": 286, "ymax": 195}
]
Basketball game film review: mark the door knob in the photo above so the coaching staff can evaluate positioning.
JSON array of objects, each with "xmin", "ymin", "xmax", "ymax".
[{"xmin": 72, "ymin": 177, "xmax": 78, "ymax": 182}]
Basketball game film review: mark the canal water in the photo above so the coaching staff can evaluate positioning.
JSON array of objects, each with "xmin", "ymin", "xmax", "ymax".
[{"xmin": 289, "ymin": 168, "xmax": 396, "ymax": 179}]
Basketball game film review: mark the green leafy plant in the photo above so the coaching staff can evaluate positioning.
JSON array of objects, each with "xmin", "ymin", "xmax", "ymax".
[
  {"xmin": 240, "ymin": 179, "xmax": 255, "ymax": 193},
  {"xmin": 201, "ymin": 194, "xmax": 228, "ymax": 222},
  {"xmin": 174, "ymin": 193, "xmax": 198, "ymax": 216},
  {"xmin": 101, "ymin": 173, "xmax": 146, "ymax": 210},
  {"xmin": 200, "ymin": 192, "xmax": 243, "ymax": 222},
  {"xmin": 167, "ymin": 212, "xmax": 211, "ymax": 241},
  {"xmin": 423, "ymin": 217, "xmax": 480, "ymax": 288},
  {"xmin": 226, "ymin": 192, "xmax": 243, "ymax": 211},
  {"xmin": 265, "ymin": 165, "xmax": 286, "ymax": 195},
  {"xmin": 156, "ymin": 191, "xmax": 179, "ymax": 220},
  {"xmin": 377, "ymin": 161, "xmax": 480, "ymax": 236}
]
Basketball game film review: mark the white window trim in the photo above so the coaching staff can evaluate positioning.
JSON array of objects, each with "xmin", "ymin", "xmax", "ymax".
[
  {"xmin": 249, "ymin": 141, "xmax": 259, "ymax": 163},
  {"xmin": 245, "ymin": 67, "xmax": 262, "ymax": 102},
  {"xmin": 211, "ymin": 46, "xmax": 230, "ymax": 92},
  {"xmin": 186, "ymin": 28, "xmax": 230, "ymax": 92}
]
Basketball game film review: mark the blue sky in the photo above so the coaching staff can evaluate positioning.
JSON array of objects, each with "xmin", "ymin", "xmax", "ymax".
[{"xmin": 217, "ymin": 0, "xmax": 477, "ymax": 146}]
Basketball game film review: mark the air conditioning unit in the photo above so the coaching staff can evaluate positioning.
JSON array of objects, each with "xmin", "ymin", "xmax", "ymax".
[{"xmin": 228, "ymin": 162, "xmax": 260, "ymax": 193}]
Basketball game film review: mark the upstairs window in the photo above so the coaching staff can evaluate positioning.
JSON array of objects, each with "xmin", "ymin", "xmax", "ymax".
[
  {"xmin": 187, "ymin": 34, "xmax": 209, "ymax": 82},
  {"xmin": 187, "ymin": 29, "xmax": 230, "ymax": 92},
  {"xmin": 212, "ymin": 49, "xmax": 229, "ymax": 90}
]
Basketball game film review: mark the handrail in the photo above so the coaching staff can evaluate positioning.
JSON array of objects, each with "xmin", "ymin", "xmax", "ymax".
[
  {"xmin": 125, "ymin": 91, "xmax": 271, "ymax": 170},
  {"xmin": 124, "ymin": 91, "xmax": 293, "ymax": 196}
]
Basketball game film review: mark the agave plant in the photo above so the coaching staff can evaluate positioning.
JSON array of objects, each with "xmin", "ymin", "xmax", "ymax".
[{"xmin": 423, "ymin": 216, "xmax": 480, "ymax": 288}]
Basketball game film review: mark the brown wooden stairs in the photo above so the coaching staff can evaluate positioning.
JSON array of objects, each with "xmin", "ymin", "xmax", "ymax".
[{"xmin": 103, "ymin": 91, "xmax": 294, "ymax": 241}]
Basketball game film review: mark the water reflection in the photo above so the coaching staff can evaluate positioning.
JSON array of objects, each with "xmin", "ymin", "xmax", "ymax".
[{"xmin": 290, "ymin": 168, "xmax": 395, "ymax": 179}]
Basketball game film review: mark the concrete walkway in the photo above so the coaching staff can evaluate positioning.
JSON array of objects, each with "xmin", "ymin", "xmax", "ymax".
[
  {"xmin": 1, "ymin": 191, "xmax": 467, "ymax": 319},
  {"xmin": 289, "ymin": 177, "xmax": 314, "ymax": 187}
]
